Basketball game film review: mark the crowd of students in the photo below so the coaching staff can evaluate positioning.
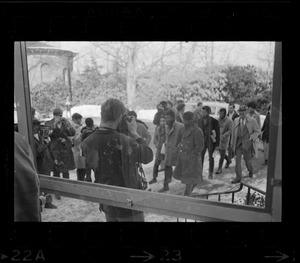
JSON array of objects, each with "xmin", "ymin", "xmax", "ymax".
[{"xmin": 14, "ymin": 98, "xmax": 271, "ymax": 222}]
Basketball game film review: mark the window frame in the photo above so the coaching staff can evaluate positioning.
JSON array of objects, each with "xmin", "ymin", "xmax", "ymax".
[{"xmin": 14, "ymin": 41, "xmax": 282, "ymax": 222}]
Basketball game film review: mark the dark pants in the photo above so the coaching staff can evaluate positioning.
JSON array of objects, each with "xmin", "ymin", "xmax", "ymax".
[
  {"xmin": 53, "ymin": 167, "xmax": 69, "ymax": 179},
  {"xmin": 85, "ymin": 167, "xmax": 92, "ymax": 182},
  {"xmin": 77, "ymin": 168, "xmax": 86, "ymax": 181},
  {"xmin": 218, "ymin": 149, "xmax": 230, "ymax": 169},
  {"xmin": 164, "ymin": 165, "xmax": 173, "ymax": 187},
  {"xmin": 227, "ymin": 135, "xmax": 234, "ymax": 162},
  {"xmin": 201, "ymin": 143, "xmax": 216, "ymax": 173},
  {"xmin": 152, "ymin": 159, "xmax": 162, "ymax": 179},
  {"xmin": 235, "ymin": 144, "xmax": 253, "ymax": 179}
]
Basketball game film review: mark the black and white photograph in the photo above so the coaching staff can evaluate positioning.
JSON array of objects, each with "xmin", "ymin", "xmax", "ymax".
[{"xmin": 14, "ymin": 41, "xmax": 282, "ymax": 222}]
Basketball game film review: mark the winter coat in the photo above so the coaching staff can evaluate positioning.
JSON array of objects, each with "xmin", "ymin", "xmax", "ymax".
[
  {"xmin": 45, "ymin": 118, "xmax": 76, "ymax": 171},
  {"xmin": 218, "ymin": 116, "xmax": 233, "ymax": 150},
  {"xmin": 154, "ymin": 125, "xmax": 167, "ymax": 161},
  {"xmin": 173, "ymin": 125, "xmax": 204, "ymax": 184},
  {"xmin": 70, "ymin": 122, "xmax": 85, "ymax": 169},
  {"xmin": 197, "ymin": 116, "xmax": 220, "ymax": 148},
  {"xmin": 33, "ymin": 134, "xmax": 54, "ymax": 175},
  {"xmin": 14, "ymin": 132, "xmax": 41, "ymax": 222},
  {"xmin": 261, "ymin": 112, "xmax": 270, "ymax": 143},
  {"xmin": 81, "ymin": 128, "xmax": 153, "ymax": 218},
  {"xmin": 136, "ymin": 120, "xmax": 152, "ymax": 146},
  {"xmin": 165, "ymin": 121, "xmax": 185, "ymax": 166},
  {"xmin": 81, "ymin": 125, "xmax": 98, "ymax": 141},
  {"xmin": 231, "ymin": 115, "xmax": 261, "ymax": 157},
  {"xmin": 227, "ymin": 110, "xmax": 239, "ymax": 121},
  {"xmin": 175, "ymin": 111, "xmax": 184, "ymax": 123},
  {"xmin": 249, "ymin": 110, "xmax": 261, "ymax": 129}
]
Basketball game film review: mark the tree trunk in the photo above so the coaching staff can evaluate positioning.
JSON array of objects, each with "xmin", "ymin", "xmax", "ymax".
[{"xmin": 126, "ymin": 44, "xmax": 137, "ymax": 109}]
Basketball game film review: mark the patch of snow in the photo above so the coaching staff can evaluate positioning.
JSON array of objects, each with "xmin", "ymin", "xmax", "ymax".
[
  {"xmin": 137, "ymin": 109, "xmax": 157, "ymax": 121},
  {"xmin": 63, "ymin": 105, "xmax": 101, "ymax": 118}
]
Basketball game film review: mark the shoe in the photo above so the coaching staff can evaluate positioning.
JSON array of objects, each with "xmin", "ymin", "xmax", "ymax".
[
  {"xmin": 215, "ymin": 168, "xmax": 222, "ymax": 174},
  {"xmin": 249, "ymin": 172, "xmax": 253, "ymax": 178},
  {"xmin": 158, "ymin": 186, "xmax": 169, "ymax": 192},
  {"xmin": 225, "ymin": 161, "xmax": 232, "ymax": 168},
  {"xmin": 149, "ymin": 178, "xmax": 157, "ymax": 184},
  {"xmin": 55, "ymin": 194, "xmax": 61, "ymax": 200},
  {"xmin": 208, "ymin": 173, "xmax": 213, "ymax": 179},
  {"xmin": 45, "ymin": 203, "xmax": 57, "ymax": 209},
  {"xmin": 231, "ymin": 178, "xmax": 241, "ymax": 184}
]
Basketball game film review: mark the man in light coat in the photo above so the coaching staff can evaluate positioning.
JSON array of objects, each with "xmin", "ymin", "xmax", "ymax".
[
  {"xmin": 216, "ymin": 108, "xmax": 233, "ymax": 174},
  {"xmin": 158, "ymin": 109, "xmax": 184, "ymax": 192},
  {"xmin": 231, "ymin": 105, "xmax": 261, "ymax": 183}
]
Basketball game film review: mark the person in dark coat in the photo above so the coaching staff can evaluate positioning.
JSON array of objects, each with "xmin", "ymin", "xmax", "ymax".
[
  {"xmin": 226, "ymin": 103, "xmax": 239, "ymax": 167},
  {"xmin": 173, "ymin": 111, "xmax": 204, "ymax": 196},
  {"xmin": 261, "ymin": 104, "xmax": 271, "ymax": 165},
  {"xmin": 149, "ymin": 115, "xmax": 167, "ymax": 184},
  {"xmin": 81, "ymin": 98, "xmax": 153, "ymax": 222},
  {"xmin": 45, "ymin": 108, "xmax": 76, "ymax": 180},
  {"xmin": 153, "ymin": 101, "xmax": 167, "ymax": 126},
  {"xmin": 32, "ymin": 119, "xmax": 57, "ymax": 209},
  {"xmin": 14, "ymin": 132, "xmax": 41, "ymax": 221},
  {"xmin": 198, "ymin": 106, "xmax": 220, "ymax": 179}
]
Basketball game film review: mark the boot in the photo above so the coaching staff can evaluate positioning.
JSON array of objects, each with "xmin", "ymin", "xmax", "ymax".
[
  {"xmin": 45, "ymin": 203, "xmax": 57, "ymax": 209},
  {"xmin": 149, "ymin": 178, "xmax": 157, "ymax": 184},
  {"xmin": 215, "ymin": 168, "xmax": 222, "ymax": 174},
  {"xmin": 158, "ymin": 184, "xmax": 169, "ymax": 192},
  {"xmin": 208, "ymin": 172, "xmax": 213, "ymax": 179}
]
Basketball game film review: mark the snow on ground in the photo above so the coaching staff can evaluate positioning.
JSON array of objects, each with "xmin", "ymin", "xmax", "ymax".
[{"xmin": 41, "ymin": 115, "xmax": 268, "ymax": 222}]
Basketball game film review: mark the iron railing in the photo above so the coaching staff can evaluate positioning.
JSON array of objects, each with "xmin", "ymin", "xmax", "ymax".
[{"xmin": 177, "ymin": 182, "xmax": 266, "ymax": 222}]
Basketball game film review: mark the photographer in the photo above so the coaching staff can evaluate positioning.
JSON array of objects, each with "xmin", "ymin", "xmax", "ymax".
[
  {"xmin": 45, "ymin": 108, "xmax": 75, "ymax": 197},
  {"xmin": 81, "ymin": 98, "xmax": 153, "ymax": 222}
]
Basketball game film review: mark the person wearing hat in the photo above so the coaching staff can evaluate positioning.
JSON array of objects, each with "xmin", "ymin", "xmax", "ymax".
[
  {"xmin": 231, "ymin": 105, "xmax": 261, "ymax": 183},
  {"xmin": 45, "ymin": 108, "xmax": 76, "ymax": 198}
]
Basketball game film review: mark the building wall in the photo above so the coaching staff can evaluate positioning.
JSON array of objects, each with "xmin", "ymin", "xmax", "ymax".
[{"xmin": 27, "ymin": 53, "xmax": 72, "ymax": 88}]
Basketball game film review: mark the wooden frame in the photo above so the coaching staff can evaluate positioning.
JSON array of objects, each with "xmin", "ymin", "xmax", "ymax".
[{"xmin": 14, "ymin": 41, "xmax": 282, "ymax": 222}]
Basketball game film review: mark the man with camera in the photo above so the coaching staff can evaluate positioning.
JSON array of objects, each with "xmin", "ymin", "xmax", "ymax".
[
  {"xmin": 81, "ymin": 98, "xmax": 153, "ymax": 222},
  {"xmin": 45, "ymin": 108, "xmax": 75, "ymax": 199}
]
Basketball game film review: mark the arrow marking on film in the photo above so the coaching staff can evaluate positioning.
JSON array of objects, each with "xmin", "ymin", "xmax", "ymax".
[
  {"xmin": 265, "ymin": 251, "xmax": 289, "ymax": 262},
  {"xmin": 131, "ymin": 251, "xmax": 155, "ymax": 262},
  {"xmin": 0, "ymin": 254, "xmax": 8, "ymax": 260}
]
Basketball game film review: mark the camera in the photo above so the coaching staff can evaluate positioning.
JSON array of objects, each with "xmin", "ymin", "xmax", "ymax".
[
  {"xmin": 39, "ymin": 125, "xmax": 50, "ymax": 138},
  {"xmin": 117, "ymin": 114, "xmax": 133, "ymax": 135}
]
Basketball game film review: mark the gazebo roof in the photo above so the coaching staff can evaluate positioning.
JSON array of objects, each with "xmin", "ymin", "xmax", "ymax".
[{"xmin": 26, "ymin": 42, "xmax": 77, "ymax": 57}]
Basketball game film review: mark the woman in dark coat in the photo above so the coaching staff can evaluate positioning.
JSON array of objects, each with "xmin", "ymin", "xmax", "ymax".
[
  {"xmin": 45, "ymin": 108, "xmax": 76, "ymax": 179},
  {"xmin": 173, "ymin": 111, "xmax": 204, "ymax": 196}
]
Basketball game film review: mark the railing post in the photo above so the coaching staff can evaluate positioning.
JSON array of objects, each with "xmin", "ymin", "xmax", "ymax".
[
  {"xmin": 232, "ymin": 193, "xmax": 235, "ymax": 203},
  {"xmin": 246, "ymin": 188, "xmax": 251, "ymax": 205},
  {"xmin": 218, "ymin": 194, "xmax": 221, "ymax": 201}
]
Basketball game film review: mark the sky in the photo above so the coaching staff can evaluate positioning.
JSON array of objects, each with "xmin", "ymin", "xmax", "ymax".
[{"xmin": 46, "ymin": 41, "xmax": 275, "ymax": 74}]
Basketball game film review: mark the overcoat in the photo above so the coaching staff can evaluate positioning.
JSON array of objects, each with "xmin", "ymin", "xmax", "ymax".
[
  {"xmin": 173, "ymin": 125, "xmax": 204, "ymax": 184},
  {"xmin": 45, "ymin": 118, "xmax": 76, "ymax": 171},
  {"xmin": 70, "ymin": 122, "xmax": 85, "ymax": 169},
  {"xmin": 218, "ymin": 116, "xmax": 233, "ymax": 150},
  {"xmin": 14, "ymin": 132, "xmax": 41, "ymax": 222},
  {"xmin": 164, "ymin": 121, "xmax": 184, "ymax": 166},
  {"xmin": 231, "ymin": 115, "xmax": 261, "ymax": 157}
]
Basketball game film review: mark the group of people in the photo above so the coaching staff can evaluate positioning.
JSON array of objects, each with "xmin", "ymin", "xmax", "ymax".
[
  {"xmin": 14, "ymin": 97, "xmax": 271, "ymax": 222},
  {"xmin": 149, "ymin": 99, "xmax": 271, "ymax": 193}
]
